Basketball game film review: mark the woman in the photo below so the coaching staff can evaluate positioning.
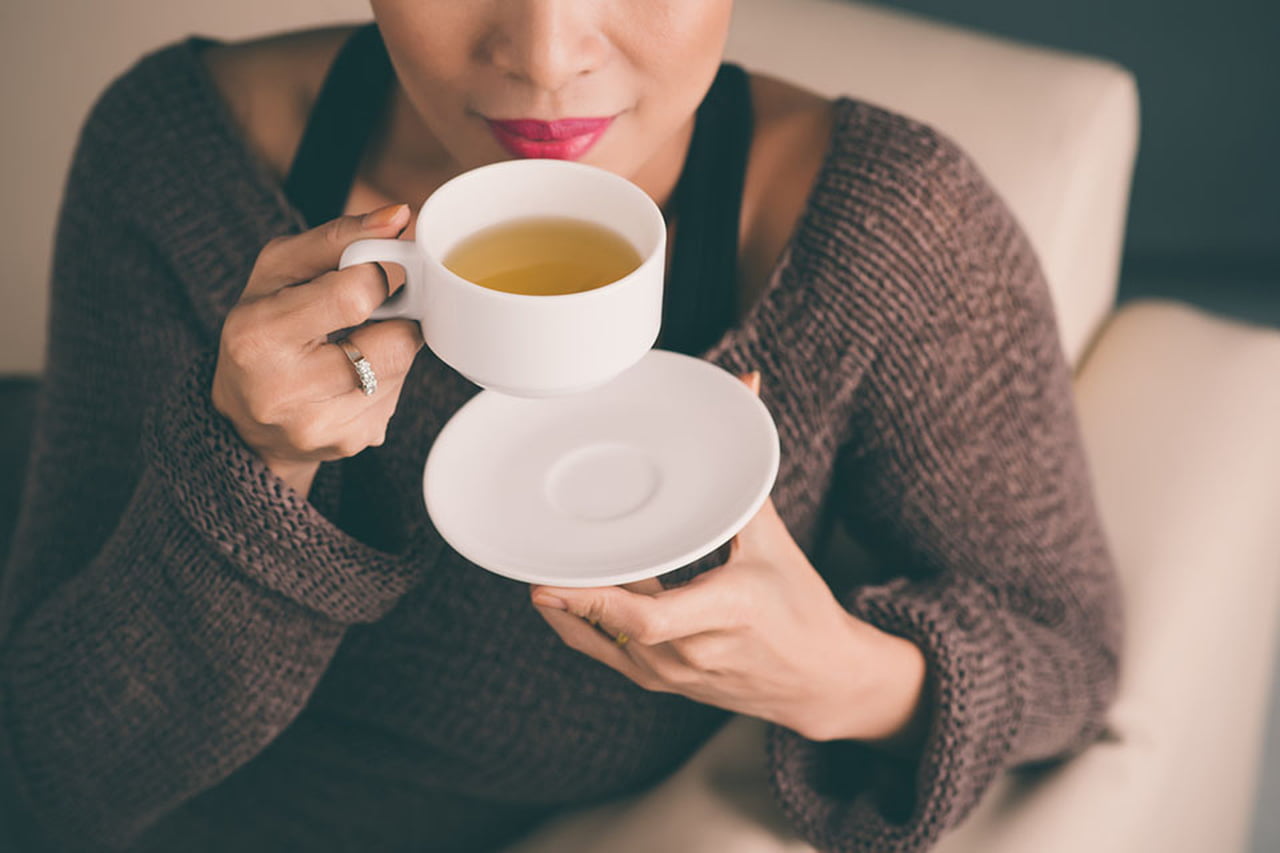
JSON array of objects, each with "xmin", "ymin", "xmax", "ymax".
[{"xmin": 0, "ymin": 2, "xmax": 1122, "ymax": 851}]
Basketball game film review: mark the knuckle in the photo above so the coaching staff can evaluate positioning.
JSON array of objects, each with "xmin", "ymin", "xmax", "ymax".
[
  {"xmin": 322, "ymin": 218, "xmax": 344, "ymax": 246},
  {"xmin": 291, "ymin": 422, "xmax": 329, "ymax": 456},
  {"xmin": 254, "ymin": 235, "xmax": 290, "ymax": 271},
  {"xmin": 221, "ymin": 306, "xmax": 275, "ymax": 362},
  {"xmin": 222, "ymin": 303, "xmax": 249, "ymax": 332},
  {"xmin": 336, "ymin": 435, "xmax": 370, "ymax": 459},
  {"xmin": 324, "ymin": 216, "xmax": 355, "ymax": 250},
  {"xmin": 581, "ymin": 600, "xmax": 609, "ymax": 626},
  {"xmin": 209, "ymin": 376, "xmax": 232, "ymax": 418},
  {"xmin": 628, "ymin": 624, "xmax": 656, "ymax": 647},
  {"xmin": 675, "ymin": 636, "xmax": 721, "ymax": 671},
  {"xmin": 219, "ymin": 307, "xmax": 249, "ymax": 347},
  {"xmin": 243, "ymin": 394, "xmax": 280, "ymax": 427},
  {"xmin": 335, "ymin": 281, "xmax": 378, "ymax": 321},
  {"xmin": 630, "ymin": 614, "xmax": 667, "ymax": 646},
  {"xmin": 223, "ymin": 326, "xmax": 270, "ymax": 367},
  {"xmin": 293, "ymin": 414, "xmax": 343, "ymax": 455},
  {"xmin": 385, "ymin": 330, "xmax": 421, "ymax": 376},
  {"xmin": 250, "ymin": 236, "xmax": 294, "ymax": 281}
]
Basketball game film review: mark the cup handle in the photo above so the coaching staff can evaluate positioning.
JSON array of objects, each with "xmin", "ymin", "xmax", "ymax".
[{"xmin": 338, "ymin": 238, "xmax": 423, "ymax": 322}]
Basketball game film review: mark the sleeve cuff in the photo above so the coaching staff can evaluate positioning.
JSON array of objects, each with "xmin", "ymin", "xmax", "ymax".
[
  {"xmin": 140, "ymin": 348, "xmax": 439, "ymax": 624},
  {"xmin": 765, "ymin": 576, "xmax": 1022, "ymax": 852}
]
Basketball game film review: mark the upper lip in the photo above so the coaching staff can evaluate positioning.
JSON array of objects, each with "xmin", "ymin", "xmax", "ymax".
[{"xmin": 485, "ymin": 117, "xmax": 615, "ymax": 141}]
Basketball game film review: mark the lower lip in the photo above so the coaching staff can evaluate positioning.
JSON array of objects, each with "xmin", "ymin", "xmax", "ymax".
[{"xmin": 486, "ymin": 120, "xmax": 613, "ymax": 160}]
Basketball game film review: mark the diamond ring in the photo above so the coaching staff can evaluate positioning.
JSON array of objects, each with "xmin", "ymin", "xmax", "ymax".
[{"xmin": 335, "ymin": 337, "xmax": 378, "ymax": 396}]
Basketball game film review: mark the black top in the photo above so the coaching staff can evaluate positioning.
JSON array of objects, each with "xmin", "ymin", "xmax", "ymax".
[{"xmin": 283, "ymin": 22, "xmax": 753, "ymax": 358}]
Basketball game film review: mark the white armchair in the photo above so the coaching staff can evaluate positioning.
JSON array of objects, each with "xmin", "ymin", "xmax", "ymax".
[{"xmin": 502, "ymin": 1, "xmax": 1280, "ymax": 852}]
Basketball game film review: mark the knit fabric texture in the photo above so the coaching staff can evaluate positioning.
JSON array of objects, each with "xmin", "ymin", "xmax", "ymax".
[{"xmin": 0, "ymin": 36, "xmax": 1122, "ymax": 853}]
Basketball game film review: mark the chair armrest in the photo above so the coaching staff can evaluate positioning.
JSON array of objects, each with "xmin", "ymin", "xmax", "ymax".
[{"xmin": 933, "ymin": 298, "xmax": 1280, "ymax": 853}]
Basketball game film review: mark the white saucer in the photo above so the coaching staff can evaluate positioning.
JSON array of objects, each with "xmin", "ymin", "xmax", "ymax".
[{"xmin": 423, "ymin": 349, "xmax": 780, "ymax": 587}]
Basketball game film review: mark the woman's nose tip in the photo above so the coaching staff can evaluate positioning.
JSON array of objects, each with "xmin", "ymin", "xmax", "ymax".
[{"xmin": 485, "ymin": 9, "xmax": 608, "ymax": 92}]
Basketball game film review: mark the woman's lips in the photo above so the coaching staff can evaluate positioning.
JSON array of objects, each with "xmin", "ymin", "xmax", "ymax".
[{"xmin": 486, "ymin": 117, "xmax": 615, "ymax": 160}]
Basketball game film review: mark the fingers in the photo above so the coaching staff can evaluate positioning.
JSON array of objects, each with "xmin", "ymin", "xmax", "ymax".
[
  {"xmin": 315, "ymin": 319, "xmax": 424, "ymax": 400},
  {"xmin": 328, "ymin": 370, "xmax": 406, "ymax": 447},
  {"xmin": 532, "ymin": 579, "xmax": 742, "ymax": 698},
  {"xmin": 264, "ymin": 262, "xmax": 401, "ymax": 348},
  {"xmin": 242, "ymin": 203, "xmax": 410, "ymax": 300},
  {"xmin": 533, "ymin": 604, "xmax": 663, "ymax": 685},
  {"xmin": 535, "ymin": 370, "xmax": 769, "ymax": 684},
  {"xmin": 532, "ymin": 580, "xmax": 735, "ymax": 647}
]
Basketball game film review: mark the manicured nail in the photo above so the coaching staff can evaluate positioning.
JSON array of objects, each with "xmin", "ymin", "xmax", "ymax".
[
  {"xmin": 363, "ymin": 203, "xmax": 409, "ymax": 229},
  {"xmin": 533, "ymin": 594, "xmax": 569, "ymax": 611}
]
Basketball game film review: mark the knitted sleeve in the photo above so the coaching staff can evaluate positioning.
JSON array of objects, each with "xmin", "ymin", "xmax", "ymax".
[
  {"xmin": 0, "ymin": 58, "xmax": 436, "ymax": 851},
  {"xmin": 765, "ymin": 110, "xmax": 1123, "ymax": 852}
]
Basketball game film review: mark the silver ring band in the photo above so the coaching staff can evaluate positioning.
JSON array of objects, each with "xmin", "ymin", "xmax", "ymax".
[{"xmin": 335, "ymin": 338, "xmax": 378, "ymax": 396}]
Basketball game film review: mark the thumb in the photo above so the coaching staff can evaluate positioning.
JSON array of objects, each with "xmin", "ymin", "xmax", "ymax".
[
  {"xmin": 243, "ymin": 202, "xmax": 411, "ymax": 299},
  {"xmin": 532, "ymin": 584, "xmax": 644, "ymax": 635},
  {"xmin": 740, "ymin": 370, "xmax": 762, "ymax": 396}
]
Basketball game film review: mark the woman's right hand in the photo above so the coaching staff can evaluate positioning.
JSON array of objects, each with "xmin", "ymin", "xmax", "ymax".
[{"xmin": 211, "ymin": 202, "xmax": 423, "ymax": 496}]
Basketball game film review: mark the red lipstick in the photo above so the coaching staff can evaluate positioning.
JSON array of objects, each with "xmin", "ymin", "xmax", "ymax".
[{"xmin": 486, "ymin": 117, "xmax": 614, "ymax": 160}]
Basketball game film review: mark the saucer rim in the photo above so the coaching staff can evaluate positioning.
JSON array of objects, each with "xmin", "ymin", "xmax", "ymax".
[{"xmin": 421, "ymin": 350, "xmax": 780, "ymax": 588}]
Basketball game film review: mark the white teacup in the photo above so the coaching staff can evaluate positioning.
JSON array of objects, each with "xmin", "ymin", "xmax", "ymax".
[{"xmin": 338, "ymin": 158, "xmax": 667, "ymax": 398}]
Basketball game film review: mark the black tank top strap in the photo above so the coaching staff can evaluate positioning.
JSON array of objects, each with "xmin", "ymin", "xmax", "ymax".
[
  {"xmin": 283, "ymin": 22, "xmax": 393, "ymax": 228},
  {"xmin": 655, "ymin": 63, "xmax": 754, "ymax": 357},
  {"xmin": 281, "ymin": 24, "xmax": 754, "ymax": 359}
]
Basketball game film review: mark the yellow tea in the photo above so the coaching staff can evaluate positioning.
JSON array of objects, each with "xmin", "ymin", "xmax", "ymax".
[{"xmin": 443, "ymin": 215, "xmax": 643, "ymax": 296}]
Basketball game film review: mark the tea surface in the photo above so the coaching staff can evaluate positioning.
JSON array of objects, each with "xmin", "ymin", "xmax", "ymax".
[{"xmin": 443, "ymin": 216, "xmax": 643, "ymax": 296}]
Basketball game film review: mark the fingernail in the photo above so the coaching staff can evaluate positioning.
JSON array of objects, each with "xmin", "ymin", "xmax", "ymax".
[
  {"xmin": 533, "ymin": 594, "xmax": 569, "ymax": 611},
  {"xmin": 363, "ymin": 203, "xmax": 409, "ymax": 229}
]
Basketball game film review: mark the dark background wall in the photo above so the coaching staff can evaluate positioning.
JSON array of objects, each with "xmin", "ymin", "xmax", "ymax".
[{"xmin": 868, "ymin": 0, "xmax": 1279, "ymax": 312}]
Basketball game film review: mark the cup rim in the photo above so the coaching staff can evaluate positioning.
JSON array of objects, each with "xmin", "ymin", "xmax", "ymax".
[{"xmin": 412, "ymin": 159, "xmax": 666, "ymax": 304}]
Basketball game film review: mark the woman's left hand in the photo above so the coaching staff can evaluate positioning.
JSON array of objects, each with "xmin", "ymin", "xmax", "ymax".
[{"xmin": 529, "ymin": 372, "xmax": 916, "ymax": 744}]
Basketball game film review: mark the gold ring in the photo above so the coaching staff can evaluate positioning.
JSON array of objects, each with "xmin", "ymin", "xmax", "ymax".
[{"xmin": 614, "ymin": 632, "xmax": 630, "ymax": 647}]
